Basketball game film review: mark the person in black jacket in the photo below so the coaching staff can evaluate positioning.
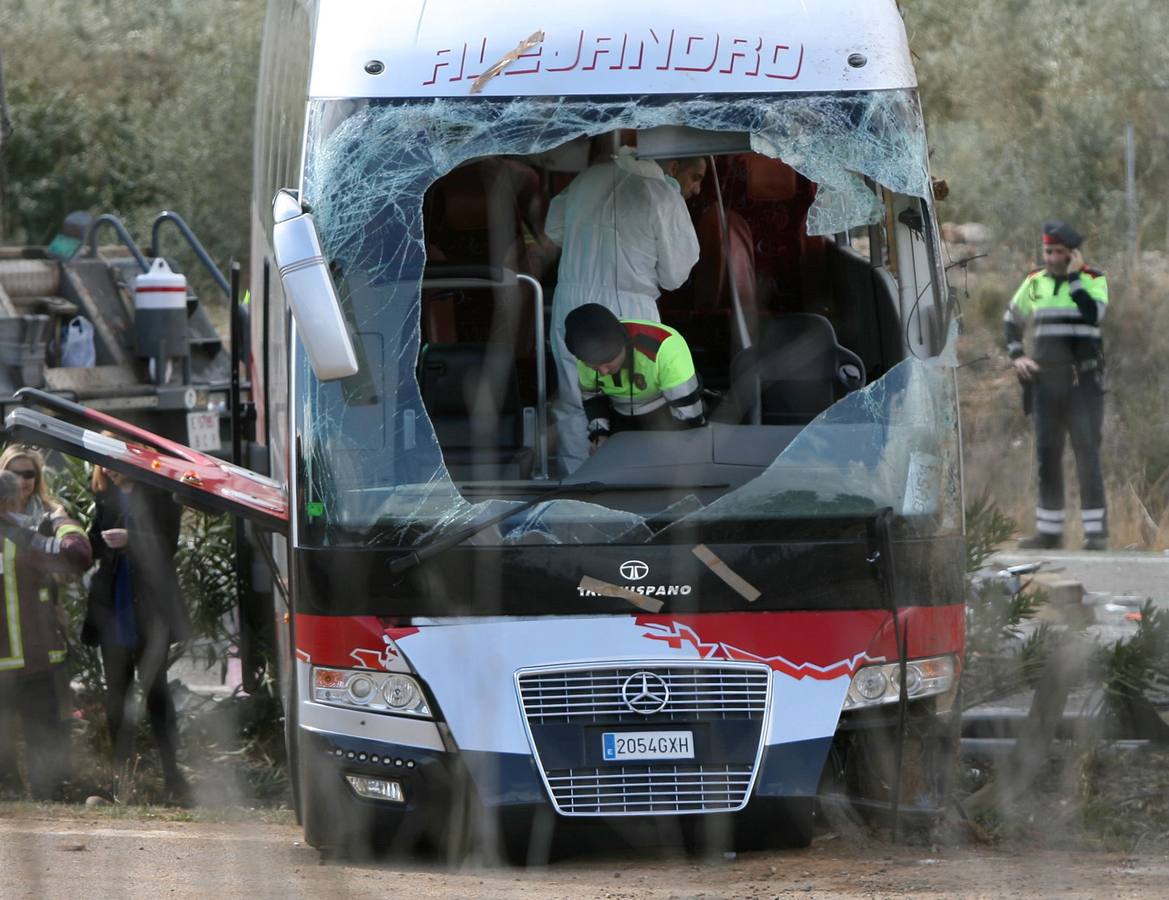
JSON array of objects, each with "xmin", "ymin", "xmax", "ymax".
[{"xmin": 83, "ymin": 464, "xmax": 192, "ymax": 802}]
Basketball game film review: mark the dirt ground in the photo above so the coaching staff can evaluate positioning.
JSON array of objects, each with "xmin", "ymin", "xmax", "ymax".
[{"xmin": 2, "ymin": 807, "xmax": 1168, "ymax": 899}]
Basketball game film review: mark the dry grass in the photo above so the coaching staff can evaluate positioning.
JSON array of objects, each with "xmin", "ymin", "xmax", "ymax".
[{"xmin": 0, "ymin": 799, "xmax": 295, "ymax": 825}]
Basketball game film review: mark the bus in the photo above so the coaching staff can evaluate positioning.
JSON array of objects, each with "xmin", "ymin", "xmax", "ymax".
[{"xmin": 6, "ymin": 0, "xmax": 965, "ymax": 859}]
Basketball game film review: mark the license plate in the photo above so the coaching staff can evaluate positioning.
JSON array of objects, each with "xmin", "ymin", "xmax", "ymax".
[
  {"xmin": 186, "ymin": 411, "xmax": 221, "ymax": 452},
  {"xmin": 602, "ymin": 730, "xmax": 694, "ymax": 762}
]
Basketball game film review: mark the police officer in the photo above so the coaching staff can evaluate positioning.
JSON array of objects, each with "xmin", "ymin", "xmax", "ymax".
[
  {"xmin": 1004, "ymin": 220, "xmax": 1109, "ymax": 550},
  {"xmin": 564, "ymin": 303, "xmax": 705, "ymax": 455}
]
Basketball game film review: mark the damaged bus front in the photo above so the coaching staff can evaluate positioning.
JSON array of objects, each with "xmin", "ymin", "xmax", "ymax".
[
  {"xmin": 284, "ymin": 0, "xmax": 964, "ymax": 855},
  {"xmin": 6, "ymin": 0, "xmax": 966, "ymax": 857}
]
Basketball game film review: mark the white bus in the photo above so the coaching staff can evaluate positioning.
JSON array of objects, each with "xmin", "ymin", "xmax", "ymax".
[{"xmin": 9, "ymin": 0, "xmax": 966, "ymax": 859}]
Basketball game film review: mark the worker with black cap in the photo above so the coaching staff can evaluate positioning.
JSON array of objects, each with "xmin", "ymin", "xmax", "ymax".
[
  {"xmin": 564, "ymin": 303, "xmax": 705, "ymax": 455},
  {"xmin": 1004, "ymin": 220, "xmax": 1110, "ymax": 550}
]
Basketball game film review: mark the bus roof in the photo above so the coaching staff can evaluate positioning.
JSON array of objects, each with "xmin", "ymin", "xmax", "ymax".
[{"xmin": 308, "ymin": 0, "xmax": 916, "ymax": 99}]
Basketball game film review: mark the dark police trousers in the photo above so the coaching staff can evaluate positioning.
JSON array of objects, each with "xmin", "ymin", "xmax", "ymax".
[
  {"xmin": 0, "ymin": 670, "xmax": 71, "ymax": 799},
  {"xmin": 1032, "ymin": 365, "xmax": 1107, "ymax": 540}
]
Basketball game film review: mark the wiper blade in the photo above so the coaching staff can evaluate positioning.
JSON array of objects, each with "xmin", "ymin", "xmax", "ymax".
[{"xmin": 388, "ymin": 481, "xmax": 724, "ymax": 576}]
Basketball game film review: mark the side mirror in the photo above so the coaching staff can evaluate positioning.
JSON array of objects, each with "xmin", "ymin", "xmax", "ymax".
[{"xmin": 271, "ymin": 189, "xmax": 359, "ymax": 380}]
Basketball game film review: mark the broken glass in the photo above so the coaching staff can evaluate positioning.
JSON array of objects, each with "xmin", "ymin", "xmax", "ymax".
[
  {"xmin": 658, "ymin": 323, "xmax": 963, "ymax": 540},
  {"xmin": 295, "ymin": 90, "xmax": 952, "ymax": 548}
]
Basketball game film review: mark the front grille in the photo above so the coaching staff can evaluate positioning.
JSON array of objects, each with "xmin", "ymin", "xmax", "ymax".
[
  {"xmin": 546, "ymin": 764, "xmax": 754, "ymax": 814},
  {"xmin": 517, "ymin": 665, "xmax": 769, "ymax": 724},
  {"xmin": 517, "ymin": 662, "xmax": 771, "ymax": 816}
]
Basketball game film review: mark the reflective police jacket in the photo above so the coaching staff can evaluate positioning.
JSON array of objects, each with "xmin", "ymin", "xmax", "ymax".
[
  {"xmin": 0, "ymin": 513, "xmax": 92, "ymax": 679},
  {"xmin": 1003, "ymin": 266, "xmax": 1109, "ymax": 365},
  {"xmin": 576, "ymin": 319, "xmax": 705, "ymax": 437}
]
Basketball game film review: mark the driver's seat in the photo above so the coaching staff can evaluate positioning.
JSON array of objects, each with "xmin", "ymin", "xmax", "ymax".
[
  {"xmin": 419, "ymin": 343, "xmax": 534, "ymax": 480},
  {"xmin": 715, "ymin": 314, "xmax": 866, "ymax": 426}
]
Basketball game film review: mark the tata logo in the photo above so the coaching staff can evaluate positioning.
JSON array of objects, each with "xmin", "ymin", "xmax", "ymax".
[
  {"xmin": 619, "ymin": 559, "xmax": 649, "ymax": 581},
  {"xmin": 622, "ymin": 671, "xmax": 670, "ymax": 715}
]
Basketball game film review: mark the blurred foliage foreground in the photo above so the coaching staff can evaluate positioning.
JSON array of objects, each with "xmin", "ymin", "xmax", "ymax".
[
  {"xmin": 1, "ymin": 455, "xmax": 289, "ymax": 809},
  {"xmin": 958, "ymin": 495, "xmax": 1169, "ymax": 851},
  {"xmin": 9, "ymin": 459, "xmax": 1169, "ymax": 852}
]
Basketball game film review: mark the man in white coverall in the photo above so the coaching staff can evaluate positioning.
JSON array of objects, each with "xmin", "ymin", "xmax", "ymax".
[{"xmin": 546, "ymin": 146, "xmax": 704, "ymax": 474}]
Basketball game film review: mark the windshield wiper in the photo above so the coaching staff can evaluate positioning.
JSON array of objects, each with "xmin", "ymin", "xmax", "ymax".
[{"xmin": 387, "ymin": 481, "xmax": 725, "ymax": 576}]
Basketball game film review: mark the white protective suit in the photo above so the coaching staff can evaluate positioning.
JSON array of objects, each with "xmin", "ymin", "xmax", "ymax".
[{"xmin": 545, "ymin": 148, "xmax": 701, "ymax": 474}]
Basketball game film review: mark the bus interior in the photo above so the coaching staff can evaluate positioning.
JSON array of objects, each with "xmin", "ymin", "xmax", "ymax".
[{"xmin": 415, "ymin": 131, "xmax": 919, "ymax": 513}]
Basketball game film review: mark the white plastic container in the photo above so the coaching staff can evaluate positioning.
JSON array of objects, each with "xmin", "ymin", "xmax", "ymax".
[{"xmin": 133, "ymin": 257, "xmax": 189, "ymax": 362}]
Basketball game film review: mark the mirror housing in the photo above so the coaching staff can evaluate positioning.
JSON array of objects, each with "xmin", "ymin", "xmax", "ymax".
[{"xmin": 271, "ymin": 189, "xmax": 359, "ymax": 380}]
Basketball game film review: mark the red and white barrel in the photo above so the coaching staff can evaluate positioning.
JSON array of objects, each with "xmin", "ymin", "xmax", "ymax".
[{"xmin": 133, "ymin": 258, "xmax": 189, "ymax": 361}]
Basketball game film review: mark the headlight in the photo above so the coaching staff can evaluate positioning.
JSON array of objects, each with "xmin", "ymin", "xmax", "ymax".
[
  {"xmin": 382, "ymin": 675, "xmax": 419, "ymax": 710},
  {"xmin": 843, "ymin": 655, "xmax": 956, "ymax": 710},
  {"xmin": 312, "ymin": 667, "xmax": 431, "ymax": 718}
]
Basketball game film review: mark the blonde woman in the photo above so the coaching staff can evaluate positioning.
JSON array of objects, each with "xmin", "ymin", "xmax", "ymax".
[
  {"xmin": 0, "ymin": 446, "xmax": 92, "ymax": 799},
  {"xmin": 0, "ymin": 444, "xmax": 64, "ymax": 519}
]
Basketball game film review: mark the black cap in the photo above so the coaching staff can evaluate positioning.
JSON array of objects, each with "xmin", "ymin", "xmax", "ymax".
[
  {"xmin": 564, "ymin": 304, "xmax": 627, "ymax": 365},
  {"xmin": 1042, "ymin": 220, "xmax": 1082, "ymax": 249}
]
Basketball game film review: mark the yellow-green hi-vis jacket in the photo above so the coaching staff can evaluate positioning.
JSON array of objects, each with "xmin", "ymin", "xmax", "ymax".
[
  {"xmin": 576, "ymin": 319, "xmax": 704, "ymax": 437},
  {"xmin": 1004, "ymin": 266, "xmax": 1108, "ymax": 365}
]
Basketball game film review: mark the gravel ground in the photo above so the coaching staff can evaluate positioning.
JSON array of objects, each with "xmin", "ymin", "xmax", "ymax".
[{"xmin": 2, "ymin": 806, "xmax": 1168, "ymax": 898}]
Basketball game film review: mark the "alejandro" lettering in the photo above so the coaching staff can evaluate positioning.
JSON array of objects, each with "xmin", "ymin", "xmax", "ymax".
[{"xmin": 423, "ymin": 28, "xmax": 803, "ymax": 86}]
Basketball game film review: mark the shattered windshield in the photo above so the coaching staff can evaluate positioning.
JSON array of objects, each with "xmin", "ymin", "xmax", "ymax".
[{"xmin": 296, "ymin": 91, "xmax": 955, "ymax": 548}]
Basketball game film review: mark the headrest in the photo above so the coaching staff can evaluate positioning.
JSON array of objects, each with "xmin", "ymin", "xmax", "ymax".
[
  {"xmin": 744, "ymin": 155, "xmax": 798, "ymax": 202},
  {"xmin": 419, "ymin": 343, "xmax": 518, "ymax": 415},
  {"xmin": 438, "ymin": 165, "xmax": 492, "ymax": 231},
  {"xmin": 757, "ymin": 314, "xmax": 840, "ymax": 379}
]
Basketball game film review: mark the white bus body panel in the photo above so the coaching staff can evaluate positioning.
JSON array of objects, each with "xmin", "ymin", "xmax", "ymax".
[{"xmin": 309, "ymin": 0, "xmax": 916, "ymax": 99}]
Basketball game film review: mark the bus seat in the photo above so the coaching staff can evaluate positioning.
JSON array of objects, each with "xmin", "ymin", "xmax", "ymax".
[
  {"xmin": 715, "ymin": 313, "xmax": 865, "ymax": 426},
  {"xmin": 430, "ymin": 163, "xmax": 522, "ymax": 258},
  {"xmin": 795, "ymin": 184, "xmax": 833, "ymax": 317},
  {"xmin": 420, "ymin": 243, "xmax": 457, "ymax": 344},
  {"xmin": 667, "ymin": 205, "xmax": 757, "ymax": 381},
  {"xmin": 714, "ymin": 154, "xmax": 815, "ymax": 309},
  {"xmin": 425, "ymin": 160, "xmax": 538, "ymax": 354},
  {"xmin": 692, "ymin": 205, "xmax": 757, "ymax": 317},
  {"xmin": 421, "ymin": 281, "xmax": 459, "ymax": 345},
  {"xmin": 744, "ymin": 154, "xmax": 799, "ymax": 202},
  {"xmin": 826, "ymin": 246, "xmax": 906, "ymax": 380},
  {"xmin": 419, "ymin": 342, "xmax": 533, "ymax": 480}
]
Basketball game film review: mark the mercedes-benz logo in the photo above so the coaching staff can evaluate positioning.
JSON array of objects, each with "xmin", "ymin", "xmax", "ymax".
[
  {"xmin": 621, "ymin": 671, "xmax": 669, "ymax": 715},
  {"xmin": 619, "ymin": 559, "xmax": 649, "ymax": 581}
]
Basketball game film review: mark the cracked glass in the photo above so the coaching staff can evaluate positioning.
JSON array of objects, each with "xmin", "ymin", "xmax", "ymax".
[{"xmin": 293, "ymin": 90, "xmax": 953, "ymax": 548}]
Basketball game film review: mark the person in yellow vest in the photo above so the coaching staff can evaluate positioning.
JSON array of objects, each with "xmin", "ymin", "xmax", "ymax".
[
  {"xmin": 564, "ymin": 303, "xmax": 706, "ymax": 456},
  {"xmin": 1004, "ymin": 221, "xmax": 1109, "ymax": 550},
  {"xmin": 0, "ymin": 447, "xmax": 92, "ymax": 799}
]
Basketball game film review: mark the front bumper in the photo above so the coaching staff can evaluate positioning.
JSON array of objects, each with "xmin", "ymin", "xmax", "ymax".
[{"xmin": 299, "ymin": 726, "xmax": 555, "ymax": 815}]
